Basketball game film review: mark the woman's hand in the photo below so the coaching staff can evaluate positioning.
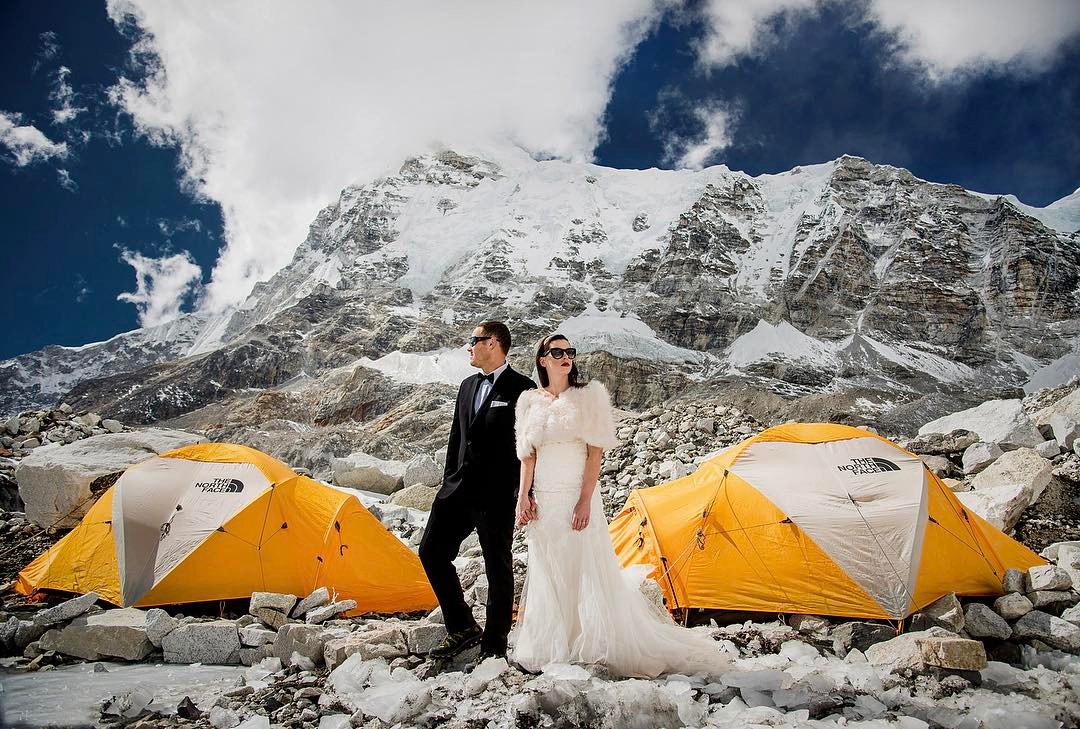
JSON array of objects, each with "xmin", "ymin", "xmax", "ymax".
[
  {"xmin": 516, "ymin": 493, "xmax": 538, "ymax": 528},
  {"xmin": 571, "ymin": 497, "xmax": 590, "ymax": 531}
]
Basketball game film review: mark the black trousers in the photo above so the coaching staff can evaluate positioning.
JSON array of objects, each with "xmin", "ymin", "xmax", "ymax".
[{"xmin": 418, "ymin": 488, "xmax": 515, "ymax": 653}]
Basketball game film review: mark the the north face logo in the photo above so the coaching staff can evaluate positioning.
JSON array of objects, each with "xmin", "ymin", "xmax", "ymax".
[
  {"xmin": 837, "ymin": 457, "xmax": 900, "ymax": 475},
  {"xmin": 194, "ymin": 478, "xmax": 245, "ymax": 493}
]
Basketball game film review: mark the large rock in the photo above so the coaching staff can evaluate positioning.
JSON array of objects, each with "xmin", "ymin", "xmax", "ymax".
[
  {"xmin": 306, "ymin": 600, "xmax": 357, "ymax": 625},
  {"xmin": 388, "ymin": 484, "xmax": 438, "ymax": 511},
  {"xmin": 919, "ymin": 400, "xmax": 1043, "ymax": 450},
  {"xmin": 956, "ymin": 483, "xmax": 1032, "ymax": 531},
  {"xmin": 250, "ymin": 592, "xmax": 297, "ymax": 615},
  {"xmin": 32, "ymin": 592, "xmax": 100, "ymax": 627},
  {"xmin": 906, "ymin": 430, "xmax": 979, "ymax": 456},
  {"xmin": 970, "ymin": 448, "xmax": 1053, "ymax": 501},
  {"xmin": 1034, "ymin": 389, "xmax": 1080, "ymax": 435},
  {"xmin": 1029, "ymin": 590, "xmax": 1076, "ymax": 609},
  {"xmin": 145, "ymin": 608, "xmax": 179, "ymax": 648},
  {"xmin": 1003, "ymin": 568, "xmax": 1027, "ymax": 594},
  {"xmin": 1026, "ymin": 565, "xmax": 1073, "ymax": 592},
  {"xmin": 1012, "ymin": 610, "xmax": 1080, "ymax": 652},
  {"xmin": 918, "ymin": 455, "xmax": 954, "ymax": 478},
  {"xmin": 292, "ymin": 587, "xmax": 332, "ymax": 618},
  {"xmin": 993, "ymin": 593, "xmax": 1033, "ymax": 620},
  {"xmin": 322, "ymin": 626, "xmax": 407, "ymax": 670},
  {"xmin": 16, "ymin": 428, "xmax": 205, "ymax": 527},
  {"xmin": 865, "ymin": 628, "xmax": 986, "ymax": 674},
  {"xmin": 404, "ymin": 622, "xmax": 447, "ymax": 655},
  {"xmin": 274, "ymin": 624, "xmax": 329, "ymax": 667},
  {"xmin": 37, "ymin": 608, "xmax": 154, "ymax": 661},
  {"xmin": 911, "ymin": 593, "xmax": 964, "ymax": 632},
  {"xmin": 162, "ymin": 621, "xmax": 241, "ymax": 664},
  {"xmin": 831, "ymin": 622, "xmax": 895, "ymax": 657},
  {"xmin": 331, "ymin": 453, "xmax": 406, "ymax": 494},
  {"xmin": 962, "ymin": 442, "xmax": 1004, "ymax": 475},
  {"xmin": 962, "ymin": 603, "xmax": 1011, "ymax": 640}
]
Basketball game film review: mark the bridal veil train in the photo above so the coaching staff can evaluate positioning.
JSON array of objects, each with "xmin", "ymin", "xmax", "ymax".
[{"xmin": 509, "ymin": 379, "xmax": 730, "ymax": 678}]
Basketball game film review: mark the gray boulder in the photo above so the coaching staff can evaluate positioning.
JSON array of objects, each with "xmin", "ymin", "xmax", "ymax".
[
  {"xmin": 919, "ymin": 455, "xmax": 954, "ymax": 478},
  {"xmin": 1049, "ymin": 413, "xmax": 1080, "ymax": 451},
  {"xmin": 906, "ymin": 430, "xmax": 979, "ymax": 455},
  {"xmin": 1027, "ymin": 565, "xmax": 1073, "ymax": 592},
  {"xmin": 306, "ymin": 600, "xmax": 357, "ymax": 625},
  {"xmin": 831, "ymin": 622, "xmax": 895, "ymax": 657},
  {"xmin": 388, "ymin": 484, "xmax": 438, "ymax": 511},
  {"xmin": 919, "ymin": 400, "xmax": 1043, "ymax": 450},
  {"xmin": 145, "ymin": 608, "xmax": 179, "ymax": 648},
  {"xmin": 993, "ymin": 593, "xmax": 1033, "ymax": 620},
  {"xmin": 239, "ymin": 625, "xmax": 277, "ymax": 647},
  {"xmin": 32, "ymin": 592, "xmax": 100, "ymax": 627},
  {"xmin": 16, "ymin": 428, "xmax": 205, "ymax": 527},
  {"xmin": 963, "ymin": 603, "xmax": 1011, "ymax": 640},
  {"xmin": 274, "ymin": 623, "xmax": 329, "ymax": 667},
  {"xmin": 162, "ymin": 621, "xmax": 241, "ymax": 664},
  {"xmin": 1035, "ymin": 439, "xmax": 1061, "ymax": 459},
  {"xmin": 911, "ymin": 593, "xmax": 964, "ymax": 632},
  {"xmin": 1003, "ymin": 568, "xmax": 1027, "ymax": 594},
  {"xmin": 1061, "ymin": 605, "xmax": 1080, "ymax": 627},
  {"xmin": 331, "ymin": 452, "xmax": 406, "ymax": 494},
  {"xmin": 865, "ymin": 628, "xmax": 986, "ymax": 674},
  {"xmin": 322, "ymin": 626, "xmax": 407, "ymax": 670},
  {"xmin": 37, "ymin": 608, "xmax": 153, "ymax": 661},
  {"xmin": 405, "ymin": 622, "xmax": 447, "ymax": 655},
  {"xmin": 1012, "ymin": 610, "xmax": 1080, "ymax": 652},
  {"xmin": 1029, "ymin": 590, "xmax": 1076, "ymax": 609},
  {"xmin": 292, "ymin": 587, "xmax": 332, "ymax": 618},
  {"xmin": 249, "ymin": 592, "xmax": 297, "ymax": 615}
]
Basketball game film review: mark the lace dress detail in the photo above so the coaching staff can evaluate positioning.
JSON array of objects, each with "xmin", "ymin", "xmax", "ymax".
[{"xmin": 510, "ymin": 381, "xmax": 729, "ymax": 678}]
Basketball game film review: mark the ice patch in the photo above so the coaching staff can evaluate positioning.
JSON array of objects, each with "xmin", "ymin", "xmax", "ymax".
[
  {"xmin": 0, "ymin": 662, "xmax": 246, "ymax": 727},
  {"xmin": 357, "ymin": 348, "xmax": 476, "ymax": 386},
  {"xmin": 557, "ymin": 307, "xmax": 703, "ymax": 365},
  {"xmin": 728, "ymin": 320, "xmax": 839, "ymax": 369}
]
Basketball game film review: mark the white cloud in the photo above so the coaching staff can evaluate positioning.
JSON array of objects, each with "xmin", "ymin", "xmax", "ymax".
[
  {"xmin": 0, "ymin": 111, "xmax": 69, "ymax": 167},
  {"xmin": 57, "ymin": 168, "xmax": 77, "ymax": 191},
  {"xmin": 105, "ymin": 0, "xmax": 665, "ymax": 313},
  {"xmin": 695, "ymin": 0, "xmax": 819, "ymax": 67},
  {"xmin": 865, "ymin": 0, "xmax": 1080, "ymax": 77},
  {"xmin": 116, "ymin": 248, "xmax": 203, "ymax": 327},
  {"xmin": 50, "ymin": 66, "xmax": 87, "ymax": 126},
  {"xmin": 653, "ymin": 97, "xmax": 738, "ymax": 170},
  {"xmin": 694, "ymin": 0, "xmax": 1080, "ymax": 76}
]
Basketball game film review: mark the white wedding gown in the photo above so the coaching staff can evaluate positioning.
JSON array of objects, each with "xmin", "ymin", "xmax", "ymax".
[{"xmin": 509, "ymin": 380, "xmax": 729, "ymax": 678}]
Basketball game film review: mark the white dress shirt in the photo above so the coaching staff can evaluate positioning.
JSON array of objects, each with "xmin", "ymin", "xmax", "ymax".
[{"xmin": 474, "ymin": 360, "xmax": 508, "ymax": 413}]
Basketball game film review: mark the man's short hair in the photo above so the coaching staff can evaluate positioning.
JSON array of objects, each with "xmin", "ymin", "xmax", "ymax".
[{"xmin": 479, "ymin": 320, "xmax": 511, "ymax": 354}]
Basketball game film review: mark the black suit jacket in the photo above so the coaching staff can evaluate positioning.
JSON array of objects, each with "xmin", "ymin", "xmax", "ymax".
[{"xmin": 440, "ymin": 365, "xmax": 536, "ymax": 502}]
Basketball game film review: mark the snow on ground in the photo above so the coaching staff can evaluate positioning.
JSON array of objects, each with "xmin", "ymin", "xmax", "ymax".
[
  {"xmin": 558, "ymin": 307, "xmax": 704, "ymax": 365},
  {"xmin": 727, "ymin": 320, "xmax": 839, "ymax": 370},
  {"xmin": 357, "ymin": 348, "xmax": 477, "ymax": 386},
  {"xmin": 1024, "ymin": 343, "xmax": 1080, "ymax": 393},
  {"xmin": 0, "ymin": 662, "xmax": 246, "ymax": 727}
]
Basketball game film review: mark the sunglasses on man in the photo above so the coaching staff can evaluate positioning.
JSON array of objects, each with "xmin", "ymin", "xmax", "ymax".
[
  {"xmin": 468, "ymin": 335, "xmax": 493, "ymax": 346},
  {"xmin": 544, "ymin": 347, "xmax": 577, "ymax": 360}
]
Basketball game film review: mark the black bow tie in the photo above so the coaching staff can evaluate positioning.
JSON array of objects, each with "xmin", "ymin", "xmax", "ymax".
[{"xmin": 478, "ymin": 372, "xmax": 495, "ymax": 384}]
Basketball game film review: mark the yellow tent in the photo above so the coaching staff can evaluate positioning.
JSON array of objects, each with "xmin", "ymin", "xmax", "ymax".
[
  {"xmin": 610, "ymin": 423, "xmax": 1045, "ymax": 621},
  {"xmin": 16, "ymin": 443, "xmax": 436, "ymax": 615}
]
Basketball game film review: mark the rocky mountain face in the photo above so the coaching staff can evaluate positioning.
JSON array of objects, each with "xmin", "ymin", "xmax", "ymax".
[{"xmin": 2, "ymin": 150, "xmax": 1078, "ymax": 463}]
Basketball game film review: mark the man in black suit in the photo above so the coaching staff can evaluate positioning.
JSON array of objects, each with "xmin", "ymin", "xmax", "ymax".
[{"xmin": 419, "ymin": 320, "xmax": 536, "ymax": 659}]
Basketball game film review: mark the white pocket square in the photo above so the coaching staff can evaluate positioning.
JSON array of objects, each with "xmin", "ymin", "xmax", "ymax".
[{"xmin": 490, "ymin": 400, "xmax": 509, "ymax": 408}]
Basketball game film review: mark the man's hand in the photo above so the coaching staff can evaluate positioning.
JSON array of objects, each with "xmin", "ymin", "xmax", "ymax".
[
  {"xmin": 571, "ymin": 498, "xmax": 590, "ymax": 531},
  {"xmin": 515, "ymin": 494, "xmax": 538, "ymax": 527}
]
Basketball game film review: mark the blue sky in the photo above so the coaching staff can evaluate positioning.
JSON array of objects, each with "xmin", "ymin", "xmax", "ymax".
[{"xmin": 1, "ymin": 1, "xmax": 1078, "ymax": 360}]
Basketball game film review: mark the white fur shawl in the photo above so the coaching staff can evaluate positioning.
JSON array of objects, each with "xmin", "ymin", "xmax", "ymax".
[{"xmin": 515, "ymin": 380, "xmax": 619, "ymax": 460}]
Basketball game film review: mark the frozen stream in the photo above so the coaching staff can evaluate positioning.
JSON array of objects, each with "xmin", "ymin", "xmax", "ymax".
[{"xmin": 0, "ymin": 662, "xmax": 246, "ymax": 728}]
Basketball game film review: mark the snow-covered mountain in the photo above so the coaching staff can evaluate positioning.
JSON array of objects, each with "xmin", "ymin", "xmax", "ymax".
[{"xmin": 3, "ymin": 149, "xmax": 1078, "ymax": 431}]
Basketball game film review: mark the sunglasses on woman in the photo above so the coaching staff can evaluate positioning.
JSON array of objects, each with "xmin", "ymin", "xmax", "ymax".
[{"xmin": 545, "ymin": 347, "xmax": 577, "ymax": 360}]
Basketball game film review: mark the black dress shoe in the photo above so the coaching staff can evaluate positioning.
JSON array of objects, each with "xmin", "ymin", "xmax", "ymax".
[{"xmin": 429, "ymin": 624, "xmax": 482, "ymax": 660}]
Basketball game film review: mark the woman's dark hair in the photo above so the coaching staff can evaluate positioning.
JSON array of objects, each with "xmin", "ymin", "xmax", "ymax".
[{"xmin": 534, "ymin": 333, "xmax": 587, "ymax": 388}]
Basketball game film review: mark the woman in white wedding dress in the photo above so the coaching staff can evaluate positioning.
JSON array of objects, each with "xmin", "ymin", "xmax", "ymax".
[{"xmin": 509, "ymin": 333, "xmax": 730, "ymax": 678}]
